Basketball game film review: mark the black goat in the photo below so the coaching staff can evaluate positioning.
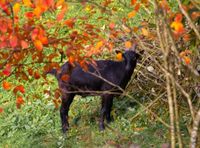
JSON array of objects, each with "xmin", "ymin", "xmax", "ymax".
[{"xmin": 48, "ymin": 45, "xmax": 141, "ymax": 133}]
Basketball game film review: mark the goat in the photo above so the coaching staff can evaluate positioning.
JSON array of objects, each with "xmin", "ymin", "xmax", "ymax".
[{"xmin": 47, "ymin": 45, "xmax": 141, "ymax": 133}]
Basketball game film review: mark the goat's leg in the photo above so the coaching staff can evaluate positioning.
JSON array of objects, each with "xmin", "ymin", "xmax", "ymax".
[
  {"xmin": 105, "ymin": 97, "xmax": 113, "ymax": 123},
  {"xmin": 60, "ymin": 94, "xmax": 74, "ymax": 133},
  {"xmin": 99, "ymin": 95, "xmax": 113, "ymax": 131}
]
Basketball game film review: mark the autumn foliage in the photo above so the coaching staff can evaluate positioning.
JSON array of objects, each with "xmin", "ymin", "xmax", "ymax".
[{"xmin": 0, "ymin": 0, "xmax": 200, "ymax": 146}]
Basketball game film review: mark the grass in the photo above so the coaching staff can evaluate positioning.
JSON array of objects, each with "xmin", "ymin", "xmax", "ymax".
[
  {"xmin": 0, "ymin": 0, "xmax": 192, "ymax": 147},
  {"xmin": 0, "ymin": 76, "xmax": 170, "ymax": 148}
]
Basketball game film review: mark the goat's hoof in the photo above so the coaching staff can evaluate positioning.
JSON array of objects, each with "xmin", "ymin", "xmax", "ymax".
[
  {"xmin": 99, "ymin": 124, "xmax": 105, "ymax": 131},
  {"xmin": 106, "ymin": 117, "xmax": 114, "ymax": 124},
  {"xmin": 62, "ymin": 124, "xmax": 69, "ymax": 133}
]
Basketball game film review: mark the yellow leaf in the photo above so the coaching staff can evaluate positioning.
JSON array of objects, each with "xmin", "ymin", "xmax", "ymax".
[
  {"xmin": 170, "ymin": 21, "xmax": 184, "ymax": 33},
  {"xmin": 85, "ymin": 5, "xmax": 92, "ymax": 12},
  {"xmin": 56, "ymin": 0, "xmax": 65, "ymax": 8},
  {"xmin": 23, "ymin": 0, "xmax": 32, "ymax": 7},
  {"xmin": 125, "ymin": 41, "xmax": 132, "ymax": 48},
  {"xmin": 34, "ymin": 40, "xmax": 43, "ymax": 51},
  {"xmin": 141, "ymin": 28, "xmax": 149, "ymax": 36},
  {"xmin": 95, "ymin": 41, "xmax": 103, "ymax": 50},
  {"xmin": 33, "ymin": 6, "xmax": 42, "ymax": 17},
  {"xmin": 13, "ymin": 3, "xmax": 20, "ymax": 15},
  {"xmin": 128, "ymin": 10, "xmax": 136, "ymax": 18}
]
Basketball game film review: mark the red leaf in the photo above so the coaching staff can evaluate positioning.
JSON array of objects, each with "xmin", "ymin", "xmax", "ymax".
[
  {"xmin": 16, "ymin": 96, "xmax": 25, "ymax": 109},
  {"xmin": 31, "ymin": 28, "xmax": 39, "ymax": 40},
  {"xmin": 34, "ymin": 71, "xmax": 40, "ymax": 79},
  {"xmin": 13, "ymin": 85, "xmax": 25, "ymax": 94},
  {"xmin": 174, "ymin": 13, "xmax": 183, "ymax": 22},
  {"xmin": 10, "ymin": 35, "xmax": 18, "ymax": 48},
  {"xmin": 44, "ymin": 0, "xmax": 54, "ymax": 8},
  {"xmin": 0, "ymin": 107, "xmax": 3, "ymax": 113},
  {"xmin": 0, "ymin": 22, "xmax": 7, "ymax": 33},
  {"xmin": 57, "ymin": 6, "xmax": 67, "ymax": 21},
  {"xmin": 109, "ymin": 23, "xmax": 115, "ymax": 29},
  {"xmin": 3, "ymin": 64, "xmax": 11, "ymax": 76},
  {"xmin": 25, "ymin": 12, "xmax": 34, "ymax": 19},
  {"xmin": 134, "ymin": 3, "xmax": 140, "ymax": 12},
  {"xmin": 21, "ymin": 40, "xmax": 29, "ymax": 49},
  {"xmin": 64, "ymin": 19, "xmax": 75, "ymax": 28},
  {"xmin": 0, "ymin": 2, "xmax": 10, "ymax": 15}
]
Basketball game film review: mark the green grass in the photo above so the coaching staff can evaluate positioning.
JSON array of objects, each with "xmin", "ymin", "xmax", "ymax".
[
  {"xmin": 0, "ymin": 76, "xmax": 170, "ymax": 148},
  {"xmin": 0, "ymin": 1, "xmax": 191, "ymax": 147}
]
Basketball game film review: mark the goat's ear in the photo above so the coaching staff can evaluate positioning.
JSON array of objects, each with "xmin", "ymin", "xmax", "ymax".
[
  {"xmin": 115, "ymin": 50, "xmax": 122, "ymax": 54},
  {"xmin": 115, "ymin": 50, "xmax": 124, "ymax": 61}
]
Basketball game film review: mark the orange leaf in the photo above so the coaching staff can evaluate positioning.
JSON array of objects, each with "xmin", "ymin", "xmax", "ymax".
[
  {"xmin": 69, "ymin": 56, "xmax": 75, "ymax": 64},
  {"xmin": 13, "ymin": 3, "xmax": 20, "ymax": 15},
  {"xmin": 116, "ymin": 52, "xmax": 123, "ymax": 61},
  {"xmin": 13, "ymin": 85, "xmax": 25, "ymax": 94},
  {"xmin": 23, "ymin": 0, "xmax": 33, "ymax": 7},
  {"xmin": 64, "ymin": 19, "xmax": 75, "ymax": 28},
  {"xmin": 191, "ymin": 11, "xmax": 200, "ymax": 20},
  {"xmin": 131, "ymin": 0, "xmax": 137, "ymax": 5},
  {"xmin": 61, "ymin": 74, "xmax": 69, "ymax": 81},
  {"xmin": 183, "ymin": 56, "xmax": 191, "ymax": 65},
  {"xmin": 34, "ymin": 40, "xmax": 43, "ymax": 51},
  {"xmin": 141, "ymin": 28, "xmax": 149, "ymax": 36},
  {"xmin": 16, "ymin": 96, "xmax": 25, "ymax": 109},
  {"xmin": 3, "ymin": 64, "xmax": 11, "ymax": 76},
  {"xmin": 95, "ymin": 41, "xmax": 104, "ymax": 50},
  {"xmin": 40, "ymin": 36, "xmax": 48, "ymax": 44},
  {"xmin": 170, "ymin": 21, "xmax": 184, "ymax": 34},
  {"xmin": 183, "ymin": 34, "xmax": 190, "ymax": 41},
  {"xmin": 125, "ymin": 41, "xmax": 132, "ymax": 48},
  {"xmin": 33, "ymin": 6, "xmax": 42, "ymax": 17},
  {"xmin": 2, "ymin": 81, "xmax": 12, "ymax": 90},
  {"xmin": 56, "ymin": 0, "xmax": 65, "ymax": 8},
  {"xmin": 21, "ymin": 40, "xmax": 29, "ymax": 49},
  {"xmin": 10, "ymin": 35, "xmax": 18, "ymax": 48},
  {"xmin": 128, "ymin": 10, "xmax": 136, "ymax": 18},
  {"xmin": 133, "ymin": 27, "xmax": 139, "ymax": 32}
]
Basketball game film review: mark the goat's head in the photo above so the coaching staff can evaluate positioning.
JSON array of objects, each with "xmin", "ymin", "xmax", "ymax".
[{"xmin": 116, "ymin": 44, "xmax": 142, "ymax": 70}]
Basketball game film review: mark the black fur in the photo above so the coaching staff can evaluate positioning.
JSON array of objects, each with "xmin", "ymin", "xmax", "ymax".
[{"xmin": 48, "ymin": 48, "xmax": 140, "ymax": 133}]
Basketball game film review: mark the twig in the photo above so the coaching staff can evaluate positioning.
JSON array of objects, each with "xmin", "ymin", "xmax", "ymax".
[
  {"xmin": 176, "ymin": 0, "xmax": 200, "ymax": 40},
  {"xmin": 190, "ymin": 109, "xmax": 200, "ymax": 148}
]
